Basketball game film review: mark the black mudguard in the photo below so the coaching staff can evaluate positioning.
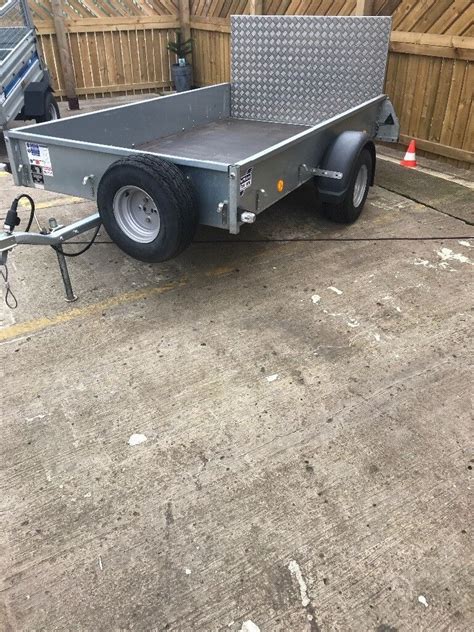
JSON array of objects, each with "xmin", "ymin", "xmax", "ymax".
[
  {"xmin": 317, "ymin": 131, "xmax": 376, "ymax": 204},
  {"xmin": 22, "ymin": 71, "xmax": 53, "ymax": 118}
]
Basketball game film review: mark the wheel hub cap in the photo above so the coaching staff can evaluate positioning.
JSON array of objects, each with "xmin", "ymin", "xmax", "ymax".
[
  {"xmin": 112, "ymin": 185, "xmax": 160, "ymax": 243},
  {"xmin": 353, "ymin": 164, "xmax": 368, "ymax": 208}
]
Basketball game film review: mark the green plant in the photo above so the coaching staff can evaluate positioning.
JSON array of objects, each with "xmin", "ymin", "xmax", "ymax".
[{"xmin": 167, "ymin": 30, "xmax": 193, "ymax": 62}]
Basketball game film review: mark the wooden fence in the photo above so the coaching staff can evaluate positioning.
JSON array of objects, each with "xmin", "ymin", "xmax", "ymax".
[
  {"xmin": 29, "ymin": 1, "xmax": 180, "ymax": 98},
  {"xmin": 28, "ymin": 1, "xmax": 473, "ymax": 169}
]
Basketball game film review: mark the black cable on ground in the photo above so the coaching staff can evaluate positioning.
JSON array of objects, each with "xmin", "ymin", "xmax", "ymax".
[
  {"xmin": 191, "ymin": 236, "xmax": 474, "ymax": 244},
  {"xmin": 61, "ymin": 235, "xmax": 473, "ymax": 245}
]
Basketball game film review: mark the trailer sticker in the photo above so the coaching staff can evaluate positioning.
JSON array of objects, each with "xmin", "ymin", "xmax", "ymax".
[
  {"xmin": 239, "ymin": 167, "xmax": 253, "ymax": 196},
  {"xmin": 26, "ymin": 142, "xmax": 54, "ymax": 176},
  {"xmin": 30, "ymin": 165, "xmax": 44, "ymax": 189}
]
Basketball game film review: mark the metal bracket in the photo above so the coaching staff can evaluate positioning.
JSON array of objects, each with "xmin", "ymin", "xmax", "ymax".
[
  {"xmin": 217, "ymin": 200, "xmax": 228, "ymax": 225},
  {"xmin": 82, "ymin": 174, "xmax": 96, "ymax": 196},
  {"xmin": 255, "ymin": 188, "xmax": 267, "ymax": 213},
  {"xmin": 375, "ymin": 98, "xmax": 400, "ymax": 143},
  {"xmin": 299, "ymin": 164, "xmax": 343, "ymax": 183}
]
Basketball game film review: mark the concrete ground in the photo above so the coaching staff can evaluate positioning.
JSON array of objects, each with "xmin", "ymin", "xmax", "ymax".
[{"xmin": 1, "ymin": 99, "xmax": 473, "ymax": 632}]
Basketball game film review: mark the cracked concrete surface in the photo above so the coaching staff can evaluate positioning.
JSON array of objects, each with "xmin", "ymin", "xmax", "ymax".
[{"xmin": 0, "ymin": 100, "xmax": 473, "ymax": 631}]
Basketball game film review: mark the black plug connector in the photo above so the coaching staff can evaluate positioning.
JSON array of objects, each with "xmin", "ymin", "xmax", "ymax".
[
  {"xmin": 4, "ymin": 198, "xmax": 20, "ymax": 234},
  {"xmin": 3, "ymin": 194, "xmax": 36, "ymax": 234}
]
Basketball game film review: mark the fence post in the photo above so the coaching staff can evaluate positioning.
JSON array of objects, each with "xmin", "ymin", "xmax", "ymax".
[
  {"xmin": 177, "ymin": 0, "xmax": 192, "ymax": 88},
  {"xmin": 249, "ymin": 0, "xmax": 263, "ymax": 14},
  {"xmin": 356, "ymin": 0, "xmax": 375, "ymax": 15},
  {"xmin": 178, "ymin": 0, "xmax": 191, "ymax": 42},
  {"xmin": 50, "ymin": 0, "xmax": 79, "ymax": 110}
]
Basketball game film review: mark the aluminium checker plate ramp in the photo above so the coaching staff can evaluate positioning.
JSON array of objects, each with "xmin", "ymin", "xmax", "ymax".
[{"xmin": 231, "ymin": 15, "xmax": 391, "ymax": 127}]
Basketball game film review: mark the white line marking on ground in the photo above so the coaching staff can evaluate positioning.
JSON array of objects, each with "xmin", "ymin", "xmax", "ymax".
[{"xmin": 328, "ymin": 286, "xmax": 343, "ymax": 295}]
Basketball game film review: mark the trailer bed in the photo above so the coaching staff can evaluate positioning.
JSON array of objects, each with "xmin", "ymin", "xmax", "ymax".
[{"xmin": 138, "ymin": 118, "xmax": 309, "ymax": 164}]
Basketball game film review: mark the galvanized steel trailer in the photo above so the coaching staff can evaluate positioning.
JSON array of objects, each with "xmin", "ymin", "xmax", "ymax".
[
  {"xmin": 0, "ymin": 0, "xmax": 59, "ymax": 129},
  {"xmin": 1, "ymin": 16, "xmax": 399, "ymax": 299}
]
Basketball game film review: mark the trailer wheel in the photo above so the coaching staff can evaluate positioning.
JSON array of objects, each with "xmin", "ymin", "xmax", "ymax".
[
  {"xmin": 319, "ymin": 148, "xmax": 373, "ymax": 224},
  {"xmin": 36, "ymin": 93, "xmax": 60, "ymax": 123},
  {"xmin": 97, "ymin": 155, "xmax": 197, "ymax": 262}
]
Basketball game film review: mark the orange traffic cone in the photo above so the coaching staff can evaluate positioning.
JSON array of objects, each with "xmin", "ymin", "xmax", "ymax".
[{"xmin": 400, "ymin": 139, "xmax": 417, "ymax": 168}]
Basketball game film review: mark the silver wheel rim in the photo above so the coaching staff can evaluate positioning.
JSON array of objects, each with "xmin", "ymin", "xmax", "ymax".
[
  {"xmin": 113, "ymin": 185, "xmax": 160, "ymax": 243},
  {"xmin": 49, "ymin": 103, "xmax": 58, "ymax": 120},
  {"xmin": 353, "ymin": 163, "xmax": 368, "ymax": 208}
]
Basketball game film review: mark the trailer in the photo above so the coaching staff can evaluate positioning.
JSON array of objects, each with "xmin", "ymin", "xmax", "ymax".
[
  {"xmin": 1, "ymin": 15, "xmax": 399, "ymax": 303},
  {"xmin": 0, "ymin": 0, "xmax": 59, "ymax": 129}
]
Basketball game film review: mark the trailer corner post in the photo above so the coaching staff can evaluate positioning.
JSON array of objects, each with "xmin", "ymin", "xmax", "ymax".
[
  {"xmin": 228, "ymin": 165, "xmax": 240, "ymax": 235},
  {"xmin": 51, "ymin": 0, "xmax": 79, "ymax": 110}
]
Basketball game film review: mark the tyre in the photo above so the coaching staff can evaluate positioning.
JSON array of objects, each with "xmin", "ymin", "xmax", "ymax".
[
  {"xmin": 36, "ymin": 92, "xmax": 60, "ymax": 123},
  {"xmin": 319, "ymin": 148, "xmax": 373, "ymax": 224},
  {"xmin": 97, "ymin": 155, "xmax": 197, "ymax": 262}
]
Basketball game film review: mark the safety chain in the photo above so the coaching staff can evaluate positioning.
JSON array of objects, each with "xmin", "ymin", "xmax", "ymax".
[{"xmin": 1, "ymin": 264, "xmax": 18, "ymax": 309}]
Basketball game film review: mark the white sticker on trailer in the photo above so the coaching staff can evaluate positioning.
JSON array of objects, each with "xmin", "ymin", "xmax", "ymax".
[
  {"xmin": 240, "ymin": 167, "xmax": 253, "ymax": 196},
  {"xmin": 26, "ymin": 142, "xmax": 54, "ymax": 176},
  {"xmin": 30, "ymin": 165, "xmax": 45, "ymax": 189}
]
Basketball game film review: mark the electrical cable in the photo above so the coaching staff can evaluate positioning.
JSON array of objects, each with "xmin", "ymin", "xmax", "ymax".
[
  {"xmin": 20, "ymin": 194, "xmax": 36, "ymax": 232},
  {"xmin": 191, "ymin": 236, "xmax": 474, "ymax": 244},
  {"xmin": 58, "ymin": 235, "xmax": 473, "ymax": 245},
  {"xmin": 50, "ymin": 223, "xmax": 102, "ymax": 257}
]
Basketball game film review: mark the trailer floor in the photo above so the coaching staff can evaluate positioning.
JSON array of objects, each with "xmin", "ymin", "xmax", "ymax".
[
  {"xmin": 138, "ymin": 118, "xmax": 309, "ymax": 164},
  {"xmin": 1, "ymin": 102, "xmax": 473, "ymax": 632}
]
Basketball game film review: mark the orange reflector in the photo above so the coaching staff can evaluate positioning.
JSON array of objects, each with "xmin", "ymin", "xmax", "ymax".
[{"xmin": 277, "ymin": 179, "xmax": 284, "ymax": 192}]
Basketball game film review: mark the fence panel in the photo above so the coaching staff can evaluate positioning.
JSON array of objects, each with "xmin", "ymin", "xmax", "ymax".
[{"xmin": 29, "ymin": 0, "xmax": 179, "ymax": 97}]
